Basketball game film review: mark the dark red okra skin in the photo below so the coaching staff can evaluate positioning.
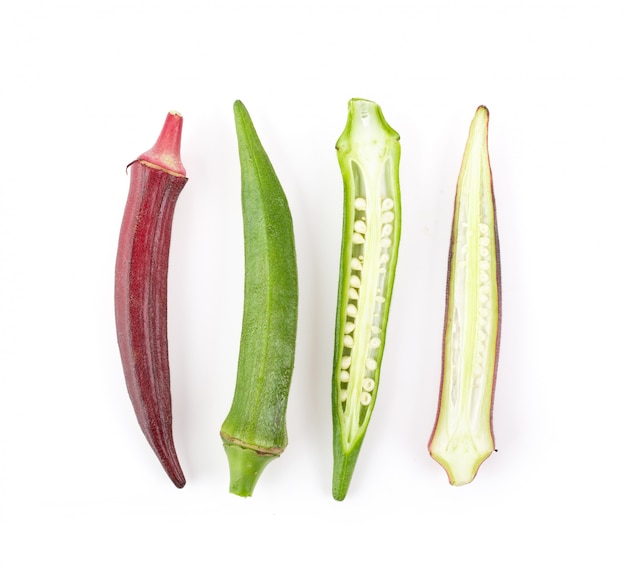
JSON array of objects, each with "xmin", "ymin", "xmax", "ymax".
[{"xmin": 115, "ymin": 153, "xmax": 187, "ymax": 488}]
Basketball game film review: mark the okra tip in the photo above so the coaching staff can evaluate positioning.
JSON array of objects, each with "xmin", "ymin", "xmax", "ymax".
[
  {"xmin": 136, "ymin": 111, "xmax": 187, "ymax": 177},
  {"xmin": 222, "ymin": 443, "xmax": 278, "ymax": 497}
]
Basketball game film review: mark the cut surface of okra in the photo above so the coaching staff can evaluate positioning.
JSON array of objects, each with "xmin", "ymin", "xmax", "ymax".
[
  {"xmin": 331, "ymin": 98, "xmax": 401, "ymax": 500},
  {"xmin": 429, "ymin": 106, "xmax": 501, "ymax": 485},
  {"xmin": 220, "ymin": 100, "xmax": 298, "ymax": 497}
]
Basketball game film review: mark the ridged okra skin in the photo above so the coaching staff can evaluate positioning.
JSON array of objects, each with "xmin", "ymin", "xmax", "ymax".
[
  {"xmin": 331, "ymin": 99, "xmax": 401, "ymax": 500},
  {"xmin": 220, "ymin": 100, "xmax": 298, "ymax": 497},
  {"xmin": 428, "ymin": 106, "xmax": 501, "ymax": 485}
]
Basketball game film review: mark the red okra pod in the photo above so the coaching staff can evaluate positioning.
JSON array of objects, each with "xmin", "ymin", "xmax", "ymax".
[{"xmin": 115, "ymin": 112, "xmax": 188, "ymax": 488}]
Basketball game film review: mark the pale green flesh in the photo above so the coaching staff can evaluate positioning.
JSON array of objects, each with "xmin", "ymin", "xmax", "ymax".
[
  {"xmin": 334, "ymin": 99, "xmax": 401, "ymax": 453},
  {"xmin": 429, "ymin": 106, "xmax": 500, "ymax": 485}
]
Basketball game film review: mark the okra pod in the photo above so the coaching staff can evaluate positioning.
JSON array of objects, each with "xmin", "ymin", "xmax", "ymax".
[
  {"xmin": 331, "ymin": 99, "xmax": 401, "ymax": 500},
  {"xmin": 115, "ymin": 111, "xmax": 187, "ymax": 488},
  {"xmin": 428, "ymin": 106, "xmax": 501, "ymax": 485},
  {"xmin": 220, "ymin": 101, "xmax": 298, "ymax": 497}
]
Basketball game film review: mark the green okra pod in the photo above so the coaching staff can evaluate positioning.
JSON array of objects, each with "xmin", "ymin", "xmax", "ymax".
[
  {"xmin": 220, "ymin": 100, "xmax": 298, "ymax": 497},
  {"xmin": 331, "ymin": 99, "xmax": 402, "ymax": 500},
  {"xmin": 428, "ymin": 106, "xmax": 501, "ymax": 485}
]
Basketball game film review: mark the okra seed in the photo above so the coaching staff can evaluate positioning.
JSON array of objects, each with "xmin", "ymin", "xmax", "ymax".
[
  {"xmin": 341, "ymin": 356, "xmax": 351, "ymax": 369},
  {"xmin": 380, "ymin": 253, "xmax": 390, "ymax": 264},
  {"xmin": 360, "ymin": 392, "xmax": 372, "ymax": 406},
  {"xmin": 354, "ymin": 220, "xmax": 367, "ymax": 234},
  {"xmin": 381, "ymin": 211, "xmax": 394, "ymax": 223},
  {"xmin": 381, "ymin": 224, "xmax": 393, "ymax": 237},
  {"xmin": 380, "ymin": 237, "xmax": 392, "ymax": 248},
  {"xmin": 340, "ymin": 390, "xmax": 348, "ymax": 402},
  {"xmin": 349, "ymin": 288, "xmax": 359, "ymax": 299},
  {"xmin": 347, "ymin": 304, "xmax": 358, "ymax": 317},
  {"xmin": 350, "ymin": 275, "xmax": 361, "ymax": 288},
  {"xmin": 344, "ymin": 335, "xmax": 354, "ymax": 348},
  {"xmin": 375, "ymin": 295, "xmax": 385, "ymax": 304},
  {"xmin": 479, "ymin": 260, "xmax": 490, "ymax": 270},
  {"xmin": 352, "ymin": 233, "xmax": 365, "ymax": 244},
  {"xmin": 479, "ymin": 223, "xmax": 489, "ymax": 235},
  {"xmin": 340, "ymin": 370, "xmax": 349, "ymax": 381},
  {"xmin": 479, "ymin": 247, "xmax": 489, "ymax": 257},
  {"xmin": 382, "ymin": 198, "xmax": 394, "ymax": 211},
  {"xmin": 365, "ymin": 358, "xmax": 377, "ymax": 371},
  {"xmin": 351, "ymin": 258, "xmax": 363, "ymax": 271},
  {"xmin": 370, "ymin": 337, "xmax": 381, "ymax": 348},
  {"xmin": 363, "ymin": 378, "xmax": 375, "ymax": 391},
  {"xmin": 344, "ymin": 322, "xmax": 356, "ymax": 334},
  {"xmin": 371, "ymin": 325, "xmax": 381, "ymax": 334},
  {"xmin": 479, "ymin": 237, "xmax": 489, "ymax": 246},
  {"xmin": 355, "ymin": 197, "xmax": 367, "ymax": 210}
]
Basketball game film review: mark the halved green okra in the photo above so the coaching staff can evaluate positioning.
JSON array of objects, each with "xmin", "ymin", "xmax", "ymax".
[
  {"xmin": 428, "ymin": 106, "xmax": 501, "ymax": 485},
  {"xmin": 331, "ymin": 99, "xmax": 401, "ymax": 500},
  {"xmin": 220, "ymin": 100, "xmax": 298, "ymax": 497}
]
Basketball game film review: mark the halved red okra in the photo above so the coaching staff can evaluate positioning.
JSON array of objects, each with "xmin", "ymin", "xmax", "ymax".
[
  {"xmin": 115, "ymin": 112, "xmax": 187, "ymax": 488},
  {"xmin": 331, "ymin": 99, "xmax": 402, "ymax": 500},
  {"xmin": 429, "ymin": 106, "xmax": 501, "ymax": 485}
]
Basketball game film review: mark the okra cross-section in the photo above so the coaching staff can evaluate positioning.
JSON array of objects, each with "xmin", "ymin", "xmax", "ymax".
[
  {"xmin": 331, "ymin": 99, "xmax": 401, "ymax": 500},
  {"xmin": 429, "ymin": 106, "xmax": 501, "ymax": 485}
]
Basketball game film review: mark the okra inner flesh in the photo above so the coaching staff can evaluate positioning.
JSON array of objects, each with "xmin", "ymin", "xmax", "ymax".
[
  {"xmin": 338, "ymin": 161, "xmax": 397, "ymax": 444},
  {"xmin": 429, "ymin": 106, "xmax": 501, "ymax": 485},
  {"xmin": 332, "ymin": 99, "xmax": 401, "ymax": 499}
]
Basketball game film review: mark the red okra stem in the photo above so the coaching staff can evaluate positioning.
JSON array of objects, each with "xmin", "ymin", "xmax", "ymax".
[{"xmin": 115, "ymin": 112, "xmax": 187, "ymax": 488}]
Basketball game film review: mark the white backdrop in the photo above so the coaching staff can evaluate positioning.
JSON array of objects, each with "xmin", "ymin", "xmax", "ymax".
[{"xmin": 1, "ymin": 0, "xmax": 624, "ymax": 568}]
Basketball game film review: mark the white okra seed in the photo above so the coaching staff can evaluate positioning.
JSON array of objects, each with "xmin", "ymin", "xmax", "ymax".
[
  {"xmin": 340, "ymin": 370, "xmax": 349, "ymax": 382},
  {"xmin": 341, "ymin": 356, "xmax": 351, "ymax": 369},
  {"xmin": 346, "ymin": 304, "xmax": 357, "ymax": 317},
  {"xmin": 365, "ymin": 358, "xmax": 377, "ymax": 371},
  {"xmin": 363, "ymin": 378, "xmax": 375, "ymax": 391},
  {"xmin": 355, "ymin": 197, "xmax": 367, "ymax": 210},
  {"xmin": 381, "ymin": 211, "xmax": 394, "ymax": 223},
  {"xmin": 382, "ymin": 198, "xmax": 394, "ymax": 211},
  {"xmin": 381, "ymin": 224, "xmax": 393, "ymax": 237},
  {"xmin": 343, "ymin": 335, "xmax": 354, "ymax": 348},
  {"xmin": 350, "ymin": 275, "xmax": 361, "ymax": 288},
  {"xmin": 354, "ymin": 220, "xmax": 367, "ymax": 234},
  {"xmin": 360, "ymin": 392, "xmax": 372, "ymax": 406},
  {"xmin": 380, "ymin": 237, "xmax": 392, "ymax": 248},
  {"xmin": 352, "ymin": 233, "xmax": 365, "ymax": 244},
  {"xmin": 344, "ymin": 322, "xmax": 356, "ymax": 334},
  {"xmin": 351, "ymin": 258, "xmax": 363, "ymax": 271},
  {"xmin": 340, "ymin": 390, "xmax": 348, "ymax": 402},
  {"xmin": 371, "ymin": 325, "xmax": 381, "ymax": 334},
  {"xmin": 375, "ymin": 295, "xmax": 385, "ymax": 304},
  {"xmin": 349, "ymin": 288, "xmax": 359, "ymax": 299},
  {"xmin": 370, "ymin": 337, "xmax": 381, "ymax": 348},
  {"xmin": 379, "ymin": 253, "xmax": 390, "ymax": 264}
]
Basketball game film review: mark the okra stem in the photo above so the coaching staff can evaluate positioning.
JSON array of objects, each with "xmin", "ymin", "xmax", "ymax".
[
  {"xmin": 428, "ymin": 106, "xmax": 501, "ymax": 485},
  {"xmin": 331, "ymin": 99, "xmax": 401, "ymax": 500},
  {"xmin": 220, "ymin": 101, "xmax": 298, "ymax": 497}
]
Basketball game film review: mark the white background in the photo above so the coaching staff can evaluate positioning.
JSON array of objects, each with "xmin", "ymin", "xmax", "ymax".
[{"xmin": 1, "ymin": 0, "xmax": 624, "ymax": 568}]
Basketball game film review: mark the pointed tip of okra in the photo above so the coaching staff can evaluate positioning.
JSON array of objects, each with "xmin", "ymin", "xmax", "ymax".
[
  {"xmin": 331, "ymin": 443, "xmax": 364, "ymax": 501},
  {"xmin": 222, "ymin": 443, "xmax": 278, "ymax": 497},
  {"xmin": 137, "ymin": 111, "xmax": 187, "ymax": 177}
]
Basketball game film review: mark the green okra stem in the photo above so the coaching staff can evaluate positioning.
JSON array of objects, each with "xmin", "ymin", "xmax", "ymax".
[
  {"xmin": 331, "ymin": 99, "xmax": 402, "ymax": 500},
  {"xmin": 428, "ymin": 106, "xmax": 501, "ymax": 485},
  {"xmin": 220, "ymin": 100, "xmax": 298, "ymax": 497}
]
